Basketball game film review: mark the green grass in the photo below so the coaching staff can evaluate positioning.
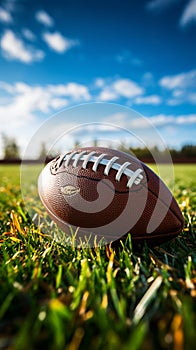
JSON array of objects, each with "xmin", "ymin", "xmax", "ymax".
[{"xmin": 0, "ymin": 164, "xmax": 195, "ymax": 350}]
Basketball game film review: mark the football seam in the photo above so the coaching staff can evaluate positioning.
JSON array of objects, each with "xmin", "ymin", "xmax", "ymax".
[
  {"xmin": 39, "ymin": 180, "xmax": 183, "ymax": 238},
  {"xmin": 52, "ymin": 151, "xmax": 145, "ymax": 188},
  {"xmin": 53, "ymin": 168, "xmax": 183, "ymax": 228},
  {"xmin": 131, "ymin": 227, "xmax": 181, "ymax": 241},
  {"xmin": 53, "ymin": 169, "xmax": 144, "ymax": 193},
  {"xmin": 37, "ymin": 190, "xmax": 182, "ymax": 241}
]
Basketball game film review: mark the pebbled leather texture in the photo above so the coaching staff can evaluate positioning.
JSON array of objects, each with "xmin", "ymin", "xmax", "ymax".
[{"xmin": 38, "ymin": 147, "xmax": 184, "ymax": 245}]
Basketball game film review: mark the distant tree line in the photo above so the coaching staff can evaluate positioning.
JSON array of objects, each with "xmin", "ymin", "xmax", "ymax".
[
  {"xmin": 119, "ymin": 144, "xmax": 196, "ymax": 162},
  {"xmin": 0, "ymin": 134, "xmax": 196, "ymax": 163},
  {"xmin": 1, "ymin": 134, "xmax": 20, "ymax": 160},
  {"xmin": 0, "ymin": 135, "xmax": 55, "ymax": 163}
]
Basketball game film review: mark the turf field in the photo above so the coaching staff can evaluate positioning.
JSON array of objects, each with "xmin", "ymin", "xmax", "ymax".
[{"xmin": 0, "ymin": 164, "xmax": 195, "ymax": 350}]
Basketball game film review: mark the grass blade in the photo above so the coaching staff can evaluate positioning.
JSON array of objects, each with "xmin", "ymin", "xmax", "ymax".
[{"xmin": 132, "ymin": 275, "xmax": 163, "ymax": 325}]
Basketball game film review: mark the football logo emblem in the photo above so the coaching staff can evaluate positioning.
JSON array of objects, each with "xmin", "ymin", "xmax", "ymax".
[{"xmin": 61, "ymin": 185, "xmax": 80, "ymax": 197}]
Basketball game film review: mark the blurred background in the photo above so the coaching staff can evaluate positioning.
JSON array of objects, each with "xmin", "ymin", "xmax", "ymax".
[{"xmin": 0, "ymin": 0, "xmax": 195, "ymax": 161}]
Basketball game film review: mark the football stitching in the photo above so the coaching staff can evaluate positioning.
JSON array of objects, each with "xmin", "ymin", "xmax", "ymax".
[
  {"xmin": 50, "ymin": 153, "xmax": 182, "ymax": 224},
  {"xmin": 51, "ymin": 150, "xmax": 144, "ymax": 189}
]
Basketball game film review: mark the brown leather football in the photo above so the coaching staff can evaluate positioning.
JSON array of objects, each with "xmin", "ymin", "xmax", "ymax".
[{"xmin": 38, "ymin": 147, "xmax": 184, "ymax": 245}]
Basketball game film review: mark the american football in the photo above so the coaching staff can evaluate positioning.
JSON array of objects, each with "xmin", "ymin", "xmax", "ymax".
[{"xmin": 38, "ymin": 147, "xmax": 184, "ymax": 245}]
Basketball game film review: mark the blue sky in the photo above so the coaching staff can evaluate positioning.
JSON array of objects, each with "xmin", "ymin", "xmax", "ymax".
[{"xmin": 0, "ymin": 0, "xmax": 195, "ymax": 157}]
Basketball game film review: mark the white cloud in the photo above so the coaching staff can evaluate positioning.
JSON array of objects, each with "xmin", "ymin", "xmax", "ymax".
[
  {"xmin": 101, "ymin": 111, "xmax": 196, "ymax": 150},
  {"xmin": 141, "ymin": 72, "xmax": 155, "ymax": 86},
  {"xmin": 180, "ymin": 0, "xmax": 196, "ymax": 27},
  {"xmin": 116, "ymin": 50, "xmax": 142, "ymax": 66},
  {"xmin": 146, "ymin": 0, "xmax": 178, "ymax": 11},
  {"xmin": 103, "ymin": 112, "xmax": 128, "ymax": 125},
  {"xmin": 42, "ymin": 31, "xmax": 79, "ymax": 53},
  {"xmin": 0, "ymin": 30, "xmax": 44, "ymax": 63},
  {"xmin": 2, "ymin": 0, "xmax": 16, "ymax": 12},
  {"xmin": 144, "ymin": 114, "xmax": 196, "ymax": 127},
  {"xmin": 94, "ymin": 78, "xmax": 105, "ymax": 88},
  {"xmin": 147, "ymin": 0, "xmax": 196, "ymax": 28},
  {"xmin": 188, "ymin": 93, "xmax": 196, "ymax": 104},
  {"xmin": 99, "ymin": 88, "xmax": 118, "ymax": 101},
  {"xmin": 134, "ymin": 95, "xmax": 162, "ymax": 105},
  {"xmin": 50, "ymin": 98, "xmax": 69, "ymax": 109},
  {"xmin": 99, "ymin": 78, "xmax": 143, "ymax": 101},
  {"xmin": 176, "ymin": 114, "xmax": 196, "ymax": 124},
  {"xmin": 0, "ymin": 76, "xmax": 195, "ymax": 157},
  {"xmin": 103, "ymin": 111, "xmax": 196, "ymax": 129},
  {"xmin": 35, "ymin": 10, "xmax": 54, "ymax": 27},
  {"xmin": 149, "ymin": 114, "xmax": 178, "ymax": 127},
  {"xmin": 47, "ymin": 83, "xmax": 91, "ymax": 101},
  {"xmin": 159, "ymin": 70, "xmax": 196, "ymax": 105},
  {"xmin": 0, "ymin": 6, "xmax": 12, "ymax": 22},
  {"xmin": 114, "ymin": 79, "xmax": 143, "ymax": 98},
  {"xmin": 105, "ymin": 113, "xmax": 196, "ymax": 130},
  {"xmin": 0, "ymin": 81, "xmax": 15, "ymax": 93},
  {"xmin": 167, "ymin": 93, "xmax": 196, "ymax": 106},
  {"xmin": 22, "ymin": 28, "xmax": 36, "ymax": 41},
  {"xmin": 0, "ymin": 80, "xmax": 91, "ymax": 157},
  {"xmin": 159, "ymin": 70, "xmax": 196, "ymax": 90},
  {"xmin": 0, "ymin": 81, "xmax": 91, "ymax": 117}
]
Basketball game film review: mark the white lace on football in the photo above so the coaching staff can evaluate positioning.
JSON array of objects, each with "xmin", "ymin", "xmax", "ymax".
[
  {"xmin": 82, "ymin": 151, "xmax": 96, "ymax": 169},
  {"xmin": 64, "ymin": 151, "xmax": 79, "ymax": 167},
  {"xmin": 72, "ymin": 150, "xmax": 87, "ymax": 167},
  {"xmin": 62, "ymin": 151, "xmax": 144, "ymax": 188}
]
